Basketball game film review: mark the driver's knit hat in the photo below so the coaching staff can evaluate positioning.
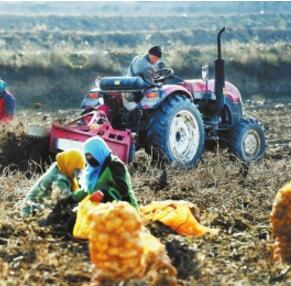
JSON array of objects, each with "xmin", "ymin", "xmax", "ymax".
[{"xmin": 148, "ymin": 46, "xmax": 162, "ymax": 58}]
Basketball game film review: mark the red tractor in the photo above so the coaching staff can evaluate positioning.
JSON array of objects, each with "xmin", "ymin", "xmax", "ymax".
[{"xmin": 46, "ymin": 27, "xmax": 266, "ymax": 168}]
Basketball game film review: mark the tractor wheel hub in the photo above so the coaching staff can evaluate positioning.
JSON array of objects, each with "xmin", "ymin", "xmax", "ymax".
[
  {"xmin": 243, "ymin": 130, "xmax": 260, "ymax": 157},
  {"xmin": 169, "ymin": 110, "xmax": 200, "ymax": 162}
]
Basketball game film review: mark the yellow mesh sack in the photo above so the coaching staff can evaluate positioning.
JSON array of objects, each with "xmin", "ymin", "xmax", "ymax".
[
  {"xmin": 139, "ymin": 200, "xmax": 217, "ymax": 237},
  {"xmin": 73, "ymin": 195, "xmax": 99, "ymax": 239}
]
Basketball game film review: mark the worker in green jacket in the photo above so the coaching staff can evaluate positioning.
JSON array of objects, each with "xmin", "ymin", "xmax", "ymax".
[
  {"xmin": 22, "ymin": 149, "xmax": 85, "ymax": 217},
  {"xmin": 72, "ymin": 136, "xmax": 138, "ymax": 207}
]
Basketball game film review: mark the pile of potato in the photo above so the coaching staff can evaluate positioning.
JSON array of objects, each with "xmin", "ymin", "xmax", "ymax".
[
  {"xmin": 88, "ymin": 202, "xmax": 145, "ymax": 280},
  {"xmin": 88, "ymin": 201, "xmax": 177, "ymax": 285},
  {"xmin": 270, "ymin": 182, "xmax": 291, "ymax": 263}
]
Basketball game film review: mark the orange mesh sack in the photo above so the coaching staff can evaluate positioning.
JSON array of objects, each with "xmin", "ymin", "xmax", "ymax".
[
  {"xmin": 139, "ymin": 200, "xmax": 217, "ymax": 237},
  {"xmin": 88, "ymin": 201, "xmax": 177, "ymax": 285},
  {"xmin": 141, "ymin": 230, "xmax": 177, "ymax": 286},
  {"xmin": 270, "ymin": 182, "xmax": 291, "ymax": 263},
  {"xmin": 88, "ymin": 201, "xmax": 146, "ymax": 281}
]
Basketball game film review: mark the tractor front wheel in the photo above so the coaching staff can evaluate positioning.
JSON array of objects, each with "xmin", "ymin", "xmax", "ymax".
[
  {"xmin": 226, "ymin": 118, "xmax": 266, "ymax": 162},
  {"xmin": 145, "ymin": 94, "xmax": 205, "ymax": 168}
]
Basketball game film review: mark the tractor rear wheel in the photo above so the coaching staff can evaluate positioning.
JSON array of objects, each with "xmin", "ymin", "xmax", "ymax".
[
  {"xmin": 145, "ymin": 94, "xmax": 205, "ymax": 168},
  {"xmin": 226, "ymin": 118, "xmax": 266, "ymax": 162}
]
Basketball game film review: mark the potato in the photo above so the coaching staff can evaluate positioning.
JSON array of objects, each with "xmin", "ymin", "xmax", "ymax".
[
  {"xmin": 88, "ymin": 201, "xmax": 176, "ymax": 284},
  {"xmin": 271, "ymin": 183, "xmax": 291, "ymax": 264}
]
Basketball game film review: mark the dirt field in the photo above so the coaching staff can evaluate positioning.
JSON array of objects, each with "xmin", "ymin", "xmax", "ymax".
[{"xmin": 0, "ymin": 99, "xmax": 291, "ymax": 285}]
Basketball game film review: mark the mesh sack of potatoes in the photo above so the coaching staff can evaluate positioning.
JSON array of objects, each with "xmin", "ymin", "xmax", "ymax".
[
  {"xmin": 270, "ymin": 182, "xmax": 291, "ymax": 263},
  {"xmin": 141, "ymin": 230, "xmax": 177, "ymax": 285},
  {"xmin": 88, "ymin": 201, "xmax": 146, "ymax": 281},
  {"xmin": 88, "ymin": 201, "xmax": 177, "ymax": 285}
]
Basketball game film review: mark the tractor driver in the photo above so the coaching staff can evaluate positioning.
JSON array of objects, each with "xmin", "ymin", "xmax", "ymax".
[{"xmin": 127, "ymin": 45, "xmax": 163, "ymax": 87}]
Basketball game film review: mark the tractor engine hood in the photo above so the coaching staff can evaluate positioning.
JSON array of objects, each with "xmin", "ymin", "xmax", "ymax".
[{"xmin": 184, "ymin": 79, "xmax": 242, "ymax": 104}]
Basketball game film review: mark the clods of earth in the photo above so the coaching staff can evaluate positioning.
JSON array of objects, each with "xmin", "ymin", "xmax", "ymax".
[{"xmin": 1, "ymin": 100, "xmax": 291, "ymax": 285}]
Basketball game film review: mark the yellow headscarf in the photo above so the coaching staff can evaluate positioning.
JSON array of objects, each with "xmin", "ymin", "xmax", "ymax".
[{"xmin": 56, "ymin": 149, "xmax": 86, "ymax": 191}]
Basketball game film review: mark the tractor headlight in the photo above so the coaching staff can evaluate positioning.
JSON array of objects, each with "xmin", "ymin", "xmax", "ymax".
[
  {"xmin": 88, "ymin": 92, "xmax": 99, "ymax": 99},
  {"xmin": 145, "ymin": 91, "xmax": 159, "ymax": 99}
]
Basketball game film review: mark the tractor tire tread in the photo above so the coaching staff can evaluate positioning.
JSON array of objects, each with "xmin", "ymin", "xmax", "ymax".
[{"xmin": 145, "ymin": 93, "xmax": 205, "ymax": 168}]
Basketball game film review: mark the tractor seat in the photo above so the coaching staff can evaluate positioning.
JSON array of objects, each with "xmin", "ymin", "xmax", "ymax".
[{"xmin": 100, "ymin": 76, "xmax": 145, "ymax": 91}]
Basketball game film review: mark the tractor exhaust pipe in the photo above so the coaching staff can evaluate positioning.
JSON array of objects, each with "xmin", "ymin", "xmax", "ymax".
[{"xmin": 214, "ymin": 27, "xmax": 225, "ymax": 115}]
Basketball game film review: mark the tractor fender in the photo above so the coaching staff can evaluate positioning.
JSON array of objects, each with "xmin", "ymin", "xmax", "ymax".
[
  {"xmin": 139, "ymin": 84, "xmax": 192, "ymax": 110},
  {"xmin": 222, "ymin": 96, "xmax": 243, "ymax": 125},
  {"xmin": 160, "ymin": 84, "xmax": 192, "ymax": 99}
]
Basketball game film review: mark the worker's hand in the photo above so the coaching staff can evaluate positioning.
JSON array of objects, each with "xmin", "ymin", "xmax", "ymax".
[
  {"xmin": 190, "ymin": 205, "xmax": 201, "ymax": 223},
  {"xmin": 155, "ymin": 82, "xmax": 163, "ymax": 88},
  {"xmin": 22, "ymin": 206, "xmax": 32, "ymax": 218},
  {"xmin": 22, "ymin": 202, "xmax": 39, "ymax": 218},
  {"xmin": 90, "ymin": 190, "xmax": 104, "ymax": 203},
  {"xmin": 51, "ymin": 186, "xmax": 62, "ymax": 201}
]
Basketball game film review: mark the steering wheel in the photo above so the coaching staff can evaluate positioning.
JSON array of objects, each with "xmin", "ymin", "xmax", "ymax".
[{"xmin": 154, "ymin": 68, "xmax": 174, "ymax": 82}]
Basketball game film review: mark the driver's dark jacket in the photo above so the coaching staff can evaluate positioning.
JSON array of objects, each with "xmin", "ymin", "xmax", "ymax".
[{"xmin": 127, "ymin": 54, "xmax": 159, "ymax": 86}]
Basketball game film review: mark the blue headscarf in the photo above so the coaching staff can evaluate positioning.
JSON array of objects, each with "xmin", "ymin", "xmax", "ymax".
[
  {"xmin": 80, "ymin": 136, "xmax": 111, "ymax": 193},
  {"xmin": 0, "ymin": 80, "xmax": 7, "ymax": 95}
]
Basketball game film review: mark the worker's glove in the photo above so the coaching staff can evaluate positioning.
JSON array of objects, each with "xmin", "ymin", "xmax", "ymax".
[
  {"xmin": 90, "ymin": 190, "xmax": 104, "ymax": 203},
  {"xmin": 157, "ymin": 61, "xmax": 166, "ymax": 69}
]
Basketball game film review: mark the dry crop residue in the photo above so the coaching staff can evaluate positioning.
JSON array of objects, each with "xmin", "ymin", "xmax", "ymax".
[{"xmin": 0, "ymin": 100, "xmax": 291, "ymax": 285}]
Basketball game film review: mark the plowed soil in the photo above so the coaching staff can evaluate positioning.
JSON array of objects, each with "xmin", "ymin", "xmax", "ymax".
[{"xmin": 0, "ymin": 99, "xmax": 291, "ymax": 285}]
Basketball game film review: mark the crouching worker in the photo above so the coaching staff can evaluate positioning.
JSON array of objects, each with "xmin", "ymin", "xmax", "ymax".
[
  {"xmin": 0, "ymin": 79, "xmax": 15, "ymax": 123},
  {"xmin": 71, "ymin": 136, "xmax": 138, "ymax": 208},
  {"xmin": 22, "ymin": 149, "xmax": 85, "ymax": 219}
]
